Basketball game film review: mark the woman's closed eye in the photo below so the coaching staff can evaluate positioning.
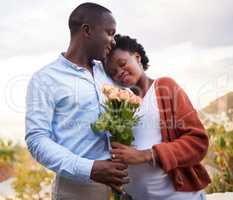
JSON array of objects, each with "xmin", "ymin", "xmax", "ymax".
[{"xmin": 118, "ymin": 60, "xmax": 127, "ymax": 68}]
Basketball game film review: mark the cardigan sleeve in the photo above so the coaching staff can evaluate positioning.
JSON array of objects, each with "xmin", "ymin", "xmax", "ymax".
[{"xmin": 153, "ymin": 77, "xmax": 209, "ymax": 172}]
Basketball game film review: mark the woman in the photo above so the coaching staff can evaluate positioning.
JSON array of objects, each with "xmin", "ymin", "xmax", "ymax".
[{"xmin": 105, "ymin": 34, "xmax": 211, "ymax": 200}]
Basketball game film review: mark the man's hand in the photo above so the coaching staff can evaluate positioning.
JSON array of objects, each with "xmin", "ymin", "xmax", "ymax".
[{"xmin": 90, "ymin": 160, "xmax": 129, "ymax": 186}]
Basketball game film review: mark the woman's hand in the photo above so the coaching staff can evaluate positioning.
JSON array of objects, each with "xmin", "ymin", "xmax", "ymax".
[{"xmin": 111, "ymin": 142, "xmax": 152, "ymax": 165}]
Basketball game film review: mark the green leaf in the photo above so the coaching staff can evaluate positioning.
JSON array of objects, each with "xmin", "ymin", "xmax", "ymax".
[{"xmin": 218, "ymin": 136, "xmax": 226, "ymax": 148}]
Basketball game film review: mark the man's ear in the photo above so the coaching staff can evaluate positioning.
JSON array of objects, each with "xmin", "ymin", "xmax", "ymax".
[{"xmin": 81, "ymin": 24, "xmax": 92, "ymax": 37}]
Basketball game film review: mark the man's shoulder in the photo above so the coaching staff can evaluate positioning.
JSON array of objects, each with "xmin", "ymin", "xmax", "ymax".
[
  {"xmin": 28, "ymin": 58, "xmax": 62, "ymax": 88},
  {"xmin": 93, "ymin": 60, "xmax": 114, "ymax": 85},
  {"xmin": 93, "ymin": 59, "xmax": 105, "ymax": 72},
  {"xmin": 32, "ymin": 58, "xmax": 60, "ymax": 78}
]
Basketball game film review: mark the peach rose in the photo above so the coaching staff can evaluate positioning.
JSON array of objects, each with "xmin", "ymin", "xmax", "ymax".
[
  {"xmin": 135, "ymin": 96, "xmax": 142, "ymax": 105},
  {"xmin": 108, "ymin": 91, "xmax": 120, "ymax": 100},
  {"xmin": 102, "ymin": 84, "xmax": 114, "ymax": 95},
  {"xmin": 119, "ymin": 90, "xmax": 130, "ymax": 101},
  {"xmin": 129, "ymin": 95, "xmax": 142, "ymax": 105}
]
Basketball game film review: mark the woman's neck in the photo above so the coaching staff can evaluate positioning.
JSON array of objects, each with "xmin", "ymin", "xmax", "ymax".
[{"xmin": 131, "ymin": 74, "xmax": 154, "ymax": 98}]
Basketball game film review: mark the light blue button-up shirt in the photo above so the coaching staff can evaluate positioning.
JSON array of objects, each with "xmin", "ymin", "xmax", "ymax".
[{"xmin": 25, "ymin": 54, "xmax": 113, "ymax": 182}]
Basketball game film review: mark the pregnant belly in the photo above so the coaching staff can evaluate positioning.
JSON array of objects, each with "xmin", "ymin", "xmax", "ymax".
[{"xmin": 124, "ymin": 163, "xmax": 174, "ymax": 199}]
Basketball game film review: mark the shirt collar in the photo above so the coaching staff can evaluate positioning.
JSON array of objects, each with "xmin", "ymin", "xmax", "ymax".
[{"xmin": 58, "ymin": 53, "xmax": 92, "ymax": 71}]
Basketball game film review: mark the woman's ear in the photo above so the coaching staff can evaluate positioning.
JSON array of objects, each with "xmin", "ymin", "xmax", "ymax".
[{"xmin": 135, "ymin": 52, "xmax": 143, "ymax": 67}]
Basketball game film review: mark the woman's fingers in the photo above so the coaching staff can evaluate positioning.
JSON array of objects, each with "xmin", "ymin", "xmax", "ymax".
[
  {"xmin": 111, "ymin": 149, "xmax": 122, "ymax": 155},
  {"xmin": 111, "ymin": 152, "xmax": 122, "ymax": 160},
  {"xmin": 111, "ymin": 142, "xmax": 127, "ymax": 149}
]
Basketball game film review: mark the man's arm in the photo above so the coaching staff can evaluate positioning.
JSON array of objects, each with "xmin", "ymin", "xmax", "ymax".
[{"xmin": 25, "ymin": 75, "xmax": 129, "ymax": 185}]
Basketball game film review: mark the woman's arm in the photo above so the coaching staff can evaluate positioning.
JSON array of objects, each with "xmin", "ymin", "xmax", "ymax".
[{"xmin": 153, "ymin": 77, "xmax": 209, "ymax": 172}]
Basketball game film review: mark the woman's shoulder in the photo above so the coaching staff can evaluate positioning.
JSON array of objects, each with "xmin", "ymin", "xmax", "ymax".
[{"xmin": 154, "ymin": 76, "xmax": 180, "ymax": 89}]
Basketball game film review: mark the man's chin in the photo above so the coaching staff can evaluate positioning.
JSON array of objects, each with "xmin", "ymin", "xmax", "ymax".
[
  {"xmin": 97, "ymin": 54, "xmax": 107, "ymax": 64},
  {"xmin": 99, "ymin": 57, "xmax": 106, "ymax": 65}
]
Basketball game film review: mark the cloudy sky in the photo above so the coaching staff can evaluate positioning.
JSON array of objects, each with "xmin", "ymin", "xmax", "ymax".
[{"xmin": 0, "ymin": 0, "xmax": 233, "ymax": 142}]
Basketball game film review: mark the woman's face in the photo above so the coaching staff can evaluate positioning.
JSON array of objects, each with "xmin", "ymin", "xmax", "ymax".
[{"xmin": 107, "ymin": 49, "xmax": 143, "ymax": 87}]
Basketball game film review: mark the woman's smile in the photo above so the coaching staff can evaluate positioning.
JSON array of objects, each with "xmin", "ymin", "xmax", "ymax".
[{"xmin": 118, "ymin": 72, "xmax": 131, "ymax": 85}]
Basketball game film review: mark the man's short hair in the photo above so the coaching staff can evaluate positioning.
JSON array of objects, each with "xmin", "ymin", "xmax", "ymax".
[{"xmin": 68, "ymin": 2, "xmax": 111, "ymax": 35}]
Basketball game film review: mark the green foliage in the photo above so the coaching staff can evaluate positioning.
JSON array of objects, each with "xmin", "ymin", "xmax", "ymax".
[
  {"xmin": 0, "ymin": 139, "xmax": 20, "ymax": 165},
  {"xmin": 12, "ymin": 148, "xmax": 54, "ymax": 200},
  {"xmin": 205, "ymin": 123, "xmax": 233, "ymax": 193},
  {"xmin": 0, "ymin": 139, "xmax": 54, "ymax": 200},
  {"xmin": 91, "ymin": 99, "xmax": 141, "ymax": 145}
]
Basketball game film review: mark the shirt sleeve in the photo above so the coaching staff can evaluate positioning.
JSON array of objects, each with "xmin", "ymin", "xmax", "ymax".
[{"xmin": 25, "ymin": 74, "xmax": 94, "ymax": 182}]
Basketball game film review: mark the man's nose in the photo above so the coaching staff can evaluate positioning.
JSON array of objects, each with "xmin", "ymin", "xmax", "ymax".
[{"xmin": 111, "ymin": 37, "xmax": 116, "ymax": 48}]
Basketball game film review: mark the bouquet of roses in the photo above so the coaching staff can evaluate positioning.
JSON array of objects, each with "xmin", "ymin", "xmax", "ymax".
[
  {"xmin": 91, "ymin": 84, "xmax": 142, "ymax": 200},
  {"xmin": 91, "ymin": 84, "xmax": 142, "ymax": 145}
]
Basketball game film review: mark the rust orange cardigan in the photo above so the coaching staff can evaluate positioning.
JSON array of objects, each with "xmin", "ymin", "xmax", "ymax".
[{"xmin": 152, "ymin": 77, "xmax": 211, "ymax": 191}]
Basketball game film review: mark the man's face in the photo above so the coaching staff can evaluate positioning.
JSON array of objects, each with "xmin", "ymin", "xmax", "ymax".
[{"xmin": 89, "ymin": 13, "xmax": 116, "ymax": 62}]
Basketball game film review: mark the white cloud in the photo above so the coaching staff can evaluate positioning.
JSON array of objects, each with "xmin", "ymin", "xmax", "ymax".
[
  {"xmin": 1, "ymin": 0, "xmax": 233, "ymax": 58},
  {"xmin": 146, "ymin": 43, "xmax": 233, "ymax": 109},
  {"xmin": 0, "ymin": 0, "xmax": 233, "ymax": 141}
]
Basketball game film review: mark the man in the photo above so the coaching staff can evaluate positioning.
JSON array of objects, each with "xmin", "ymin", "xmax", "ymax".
[{"xmin": 25, "ymin": 3, "xmax": 129, "ymax": 200}]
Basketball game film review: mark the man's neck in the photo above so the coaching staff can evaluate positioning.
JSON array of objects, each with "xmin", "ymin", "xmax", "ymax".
[{"xmin": 64, "ymin": 47, "xmax": 93, "ymax": 74}]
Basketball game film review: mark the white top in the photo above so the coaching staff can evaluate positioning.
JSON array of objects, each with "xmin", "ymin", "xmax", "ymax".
[{"xmin": 125, "ymin": 82, "xmax": 202, "ymax": 200}]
